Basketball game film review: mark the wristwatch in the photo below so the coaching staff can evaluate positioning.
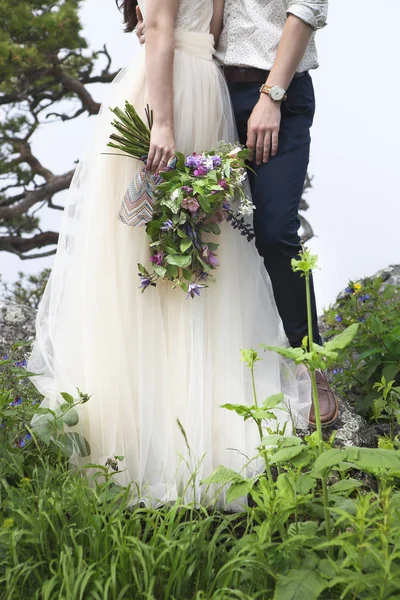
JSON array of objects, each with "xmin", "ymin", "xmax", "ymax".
[{"xmin": 259, "ymin": 84, "xmax": 287, "ymax": 102}]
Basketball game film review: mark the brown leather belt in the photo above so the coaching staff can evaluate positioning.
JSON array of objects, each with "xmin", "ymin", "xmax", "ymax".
[{"xmin": 222, "ymin": 66, "xmax": 308, "ymax": 84}]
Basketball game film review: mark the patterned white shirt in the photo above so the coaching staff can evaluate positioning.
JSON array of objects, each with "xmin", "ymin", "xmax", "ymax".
[{"xmin": 215, "ymin": 0, "xmax": 328, "ymax": 73}]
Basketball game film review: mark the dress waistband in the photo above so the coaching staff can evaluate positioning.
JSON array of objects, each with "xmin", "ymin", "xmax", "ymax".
[{"xmin": 174, "ymin": 31, "xmax": 215, "ymax": 61}]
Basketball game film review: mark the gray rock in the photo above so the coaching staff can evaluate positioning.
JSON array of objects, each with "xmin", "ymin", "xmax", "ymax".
[
  {"xmin": 0, "ymin": 301, "xmax": 36, "ymax": 357},
  {"xmin": 328, "ymin": 394, "xmax": 376, "ymax": 448}
]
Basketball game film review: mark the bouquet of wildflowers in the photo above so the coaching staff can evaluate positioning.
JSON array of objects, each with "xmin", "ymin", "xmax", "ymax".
[{"xmin": 108, "ymin": 102, "xmax": 255, "ymax": 298}]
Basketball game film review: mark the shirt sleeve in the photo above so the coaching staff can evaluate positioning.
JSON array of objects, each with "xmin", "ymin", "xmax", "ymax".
[{"xmin": 286, "ymin": 0, "xmax": 328, "ymax": 30}]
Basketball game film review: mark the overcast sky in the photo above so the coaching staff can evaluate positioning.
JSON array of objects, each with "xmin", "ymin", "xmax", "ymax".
[{"xmin": 1, "ymin": 0, "xmax": 399, "ymax": 313}]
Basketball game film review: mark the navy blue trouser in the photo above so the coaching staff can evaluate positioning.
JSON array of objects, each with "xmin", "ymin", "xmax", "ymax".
[{"xmin": 228, "ymin": 73, "xmax": 321, "ymax": 347}]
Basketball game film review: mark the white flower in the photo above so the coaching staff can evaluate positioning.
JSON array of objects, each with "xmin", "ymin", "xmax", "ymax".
[
  {"xmin": 227, "ymin": 146, "xmax": 242, "ymax": 158},
  {"xmin": 238, "ymin": 197, "xmax": 256, "ymax": 216},
  {"xmin": 171, "ymin": 189, "xmax": 180, "ymax": 200}
]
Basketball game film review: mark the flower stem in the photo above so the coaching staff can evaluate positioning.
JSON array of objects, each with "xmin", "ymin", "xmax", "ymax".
[
  {"xmin": 305, "ymin": 270, "xmax": 333, "ymax": 547},
  {"xmin": 250, "ymin": 364, "xmax": 275, "ymax": 497}
]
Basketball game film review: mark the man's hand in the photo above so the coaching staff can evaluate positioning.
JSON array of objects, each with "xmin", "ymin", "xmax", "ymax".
[
  {"xmin": 136, "ymin": 5, "xmax": 145, "ymax": 44},
  {"xmin": 247, "ymin": 95, "xmax": 282, "ymax": 165}
]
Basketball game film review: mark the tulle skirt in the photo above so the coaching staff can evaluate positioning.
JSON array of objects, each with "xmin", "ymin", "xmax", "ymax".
[{"xmin": 28, "ymin": 32, "xmax": 311, "ymax": 508}]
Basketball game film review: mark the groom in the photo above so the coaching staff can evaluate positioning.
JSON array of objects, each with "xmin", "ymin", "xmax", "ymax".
[{"xmin": 136, "ymin": 0, "xmax": 338, "ymax": 427}]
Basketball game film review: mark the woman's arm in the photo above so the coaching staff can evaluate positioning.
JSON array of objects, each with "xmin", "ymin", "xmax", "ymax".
[
  {"xmin": 145, "ymin": 0, "xmax": 179, "ymax": 174},
  {"xmin": 210, "ymin": 0, "xmax": 224, "ymax": 45}
]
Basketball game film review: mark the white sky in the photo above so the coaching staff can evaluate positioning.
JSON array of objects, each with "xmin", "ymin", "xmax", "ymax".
[{"xmin": 1, "ymin": 0, "xmax": 399, "ymax": 312}]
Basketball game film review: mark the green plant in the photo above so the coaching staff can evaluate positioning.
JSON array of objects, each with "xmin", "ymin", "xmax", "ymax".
[
  {"xmin": 373, "ymin": 376, "xmax": 400, "ymax": 441},
  {"xmin": 324, "ymin": 277, "xmax": 400, "ymax": 418}
]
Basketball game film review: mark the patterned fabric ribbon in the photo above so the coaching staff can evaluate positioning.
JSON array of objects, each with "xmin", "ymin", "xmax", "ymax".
[{"xmin": 118, "ymin": 168, "xmax": 161, "ymax": 228}]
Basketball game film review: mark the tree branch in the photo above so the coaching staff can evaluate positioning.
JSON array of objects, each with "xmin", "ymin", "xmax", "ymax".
[
  {"xmin": 0, "ymin": 170, "xmax": 74, "ymax": 219},
  {"xmin": 0, "ymin": 231, "xmax": 58, "ymax": 256}
]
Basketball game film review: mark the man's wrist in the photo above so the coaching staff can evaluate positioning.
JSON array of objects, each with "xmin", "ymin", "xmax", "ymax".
[{"xmin": 259, "ymin": 83, "xmax": 287, "ymax": 102}]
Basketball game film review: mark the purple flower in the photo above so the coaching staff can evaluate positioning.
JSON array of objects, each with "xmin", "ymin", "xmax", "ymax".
[
  {"xmin": 185, "ymin": 154, "xmax": 201, "ymax": 168},
  {"xmin": 18, "ymin": 439, "xmax": 26, "ymax": 448},
  {"xmin": 14, "ymin": 359, "xmax": 27, "ymax": 367},
  {"xmin": 193, "ymin": 166, "xmax": 208, "ymax": 177},
  {"xmin": 139, "ymin": 276, "xmax": 151, "ymax": 290},
  {"xmin": 9, "ymin": 397, "xmax": 23, "ymax": 407},
  {"xmin": 186, "ymin": 283, "xmax": 205, "ymax": 299},
  {"xmin": 181, "ymin": 186, "xmax": 193, "ymax": 195},
  {"xmin": 208, "ymin": 252, "xmax": 220, "ymax": 268},
  {"xmin": 199, "ymin": 271, "xmax": 208, "ymax": 281},
  {"xmin": 222, "ymin": 200, "xmax": 231, "ymax": 211},
  {"xmin": 150, "ymin": 251, "xmax": 164, "ymax": 266},
  {"xmin": 359, "ymin": 294, "xmax": 370, "ymax": 303},
  {"xmin": 161, "ymin": 219, "xmax": 174, "ymax": 231},
  {"xmin": 335, "ymin": 315, "xmax": 343, "ymax": 323},
  {"xmin": 2, "ymin": 355, "xmax": 9, "ymax": 360},
  {"xmin": 218, "ymin": 179, "xmax": 229, "ymax": 191},
  {"xmin": 24, "ymin": 433, "xmax": 32, "ymax": 442},
  {"xmin": 345, "ymin": 286, "xmax": 353, "ymax": 294},
  {"xmin": 212, "ymin": 155, "xmax": 222, "ymax": 167}
]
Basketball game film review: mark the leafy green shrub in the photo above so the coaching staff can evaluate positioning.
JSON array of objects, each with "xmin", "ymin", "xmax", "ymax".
[
  {"xmin": 323, "ymin": 277, "xmax": 400, "ymax": 418},
  {"xmin": 2, "ymin": 256, "xmax": 400, "ymax": 599}
]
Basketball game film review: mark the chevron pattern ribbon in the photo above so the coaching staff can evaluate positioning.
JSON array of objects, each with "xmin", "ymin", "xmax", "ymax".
[{"xmin": 118, "ymin": 169, "xmax": 161, "ymax": 227}]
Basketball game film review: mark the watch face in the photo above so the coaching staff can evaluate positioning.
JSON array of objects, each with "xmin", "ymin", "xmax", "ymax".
[{"xmin": 270, "ymin": 86, "xmax": 284, "ymax": 101}]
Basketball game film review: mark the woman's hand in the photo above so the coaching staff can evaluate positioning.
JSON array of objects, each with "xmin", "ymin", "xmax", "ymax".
[{"xmin": 146, "ymin": 122, "xmax": 176, "ymax": 174}]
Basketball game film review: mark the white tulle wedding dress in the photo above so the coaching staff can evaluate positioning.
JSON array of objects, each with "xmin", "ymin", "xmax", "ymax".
[{"xmin": 28, "ymin": 0, "xmax": 311, "ymax": 508}]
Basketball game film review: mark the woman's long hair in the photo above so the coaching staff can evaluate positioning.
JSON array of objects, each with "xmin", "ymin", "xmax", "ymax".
[{"xmin": 116, "ymin": 0, "xmax": 139, "ymax": 32}]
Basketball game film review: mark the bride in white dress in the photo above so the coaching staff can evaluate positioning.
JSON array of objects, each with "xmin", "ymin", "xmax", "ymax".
[{"xmin": 28, "ymin": 0, "xmax": 311, "ymax": 507}]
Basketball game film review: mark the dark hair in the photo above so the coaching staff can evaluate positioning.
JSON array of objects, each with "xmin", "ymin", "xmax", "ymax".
[{"xmin": 116, "ymin": 0, "xmax": 139, "ymax": 33}]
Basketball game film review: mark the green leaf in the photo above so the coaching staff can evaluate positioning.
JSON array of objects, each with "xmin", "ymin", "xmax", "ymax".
[
  {"xmin": 62, "ymin": 408, "xmax": 79, "ymax": 427},
  {"xmin": 287, "ymin": 521, "xmax": 318, "ymax": 538},
  {"xmin": 226, "ymin": 480, "xmax": 253, "ymax": 504},
  {"xmin": 263, "ymin": 393, "xmax": 284, "ymax": 410},
  {"xmin": 204, "ymin": 222, "xmax": 221, "ymax": 235},
  {"xmin": 175, "ymin": 151, "xmax": 186, "ymax": 169},
  {"xmin": 324, "ymin": 324, "xmax": 359, "ymax": 352},
  {"xmin": 358, "ymin": 347, "xmax": 384, "ymax": 360},
  {"xmin": 329, "ymin": 478, "xmax": 363, "ymax": 494},
  {"xmin": 138, "ymin": 263, "xmax": 150, "ymax": 276},
  {"xmin": 220, "ymin": 403, "xmax": 253, "ymax": 418},
  {"xmin": 60, "ymin": 392, "xmax": 75, "ymax": 405},
  {"xmin": 270, "ymin": 445, "xmax": 306, "ymax": 465},
  {"xmin": 314, "ymin": 447, "xmax": 400, "ymax": 475},
  {"xmin": 153, "ymin": 265, "xmax": 167, "ymax": 278},
  {"xmin": 159, "ymin": 170, "xmax": 179, "ymax": 181},
  {"xmin": 383, "ymin": 363, "xmax": 400, "ymax": 383},
  {"xmin": 198, "ymin": 195, "xmax": 211, "ymax": 213},
  {"xmin": 56, "ymin": 432, "xmax": 91, "ymax": 458},
  {"xmin": 177, "ymin": 228, "xmax": 187, "ymax": 238},
  {"xmin": 182, "ymin": 268, "xmax": 192, "ymax": 281},
  {"xmin": 295, "ymin": 474, "xmax": 316, "ymax": 495},
  {"xmin": 165, "ymin": 254, "xmax": 192, "ymax": 268},
  {"xmin": 273, "ymin": 569, "xmax": 326, "ymax": 600},
  {"xmin": 263, "ymin": 345, "xmax": 305, "ymax": 362},
  {"xmin": 166, "ymin": 265, "xmax": 179, "ymax": 279},
  {"xmin": 251, "ymin": 409, "xmax": 277, "ymax": 420},
  {"xmin": 201, "ymin": 466, "xmax": 243, "ymax": 486},
  {"xmin": 180, "ymin": 238, "xmax": 192, "ymax": 253}
]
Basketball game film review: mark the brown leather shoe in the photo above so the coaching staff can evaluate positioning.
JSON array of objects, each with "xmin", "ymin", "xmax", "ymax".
[{"xmin": 309, "ymin": 369, "xmax": 339, "ymax": 428}]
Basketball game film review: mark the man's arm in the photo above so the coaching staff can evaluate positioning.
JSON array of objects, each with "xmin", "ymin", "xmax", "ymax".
[{"xmin": 247, "ymin": 2, "xmax": 327, "ymax": 165}]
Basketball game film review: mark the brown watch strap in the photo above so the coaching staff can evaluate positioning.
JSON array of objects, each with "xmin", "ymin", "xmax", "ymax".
[{"xmin": 259, "ymin": 84, "xmax": 288, "ymax": 101}]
